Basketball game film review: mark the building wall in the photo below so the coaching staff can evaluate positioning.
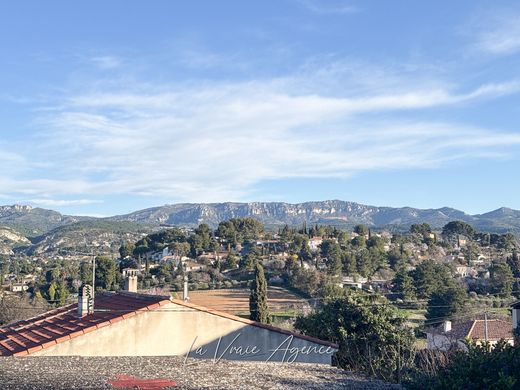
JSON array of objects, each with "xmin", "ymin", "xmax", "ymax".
[
  {"xmin": 32, "ymin": 301, "xmax": 336, "ymax": 364},
  {"xmin": 427, "ymin": 333, "xmax": 513, "ymax": 351}
]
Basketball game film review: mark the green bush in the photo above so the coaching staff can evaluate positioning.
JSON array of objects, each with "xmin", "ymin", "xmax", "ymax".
[{"xmin": 406, "ymin": 341, "xmax": 520, "ymax": 389}]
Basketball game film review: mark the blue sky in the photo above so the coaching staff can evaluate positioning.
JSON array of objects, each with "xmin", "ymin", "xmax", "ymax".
[{"xmin": 1, "ymin": 1, "xmax": 520, "ymax": 216}]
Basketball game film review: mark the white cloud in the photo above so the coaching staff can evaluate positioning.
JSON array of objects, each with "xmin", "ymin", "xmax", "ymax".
[
  {"xmin": 2, "ymin": 61, "xmax": 520, "ymax": 204},
  {"xmin": 297, "ymin": 0, "xmax": 358, "ymax": 15},
  {"xmin": 24, "ymin": 199, "xmax": 103, "ymax": 207},
  {"xmin": 471, "ymin": 12, "xmax": 520, "ymax": 55}
]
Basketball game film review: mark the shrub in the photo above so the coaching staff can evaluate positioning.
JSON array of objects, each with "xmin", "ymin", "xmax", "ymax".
[{"xmin": 405, "ymin": 341, "xmax": 520, "ymax": 389}]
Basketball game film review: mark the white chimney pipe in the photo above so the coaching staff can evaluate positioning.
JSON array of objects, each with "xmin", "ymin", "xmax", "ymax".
[{"xmin": 183, "ymin": 275, "xmax": 189, "ymax": 301}]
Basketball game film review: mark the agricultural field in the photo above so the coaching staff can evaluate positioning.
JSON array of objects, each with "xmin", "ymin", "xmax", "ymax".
[{"xmin": 185, "ymin": 287, "xmax": 310, "ymax": 316}]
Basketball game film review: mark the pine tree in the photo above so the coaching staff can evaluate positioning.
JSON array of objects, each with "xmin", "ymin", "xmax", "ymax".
[{"xmin": 249, "ymin": 262, "xmax": 270, "ymax": 323}]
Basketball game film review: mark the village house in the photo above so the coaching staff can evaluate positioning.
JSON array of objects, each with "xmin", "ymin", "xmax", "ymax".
[
  {"xmin": 9, "ymin": 283, "xmax": 29, "ymax": 293},
  {"xmin": 455, "ymin": 265, "xmax": 477, "ymax": 278},
  {"xmin": 426, "ymin": 319, "xmax": 513, "ymax": 351},
  {"xmin": 182, "ymin": 260, "xmax": 205, "ymax": 272},
  {"xmin": 0, "ymin": 278, "xmax": 337, "ymax": 364},
  {"xmin": 308, "ymin": 237, "xmax": 323, "ymax": 252}
]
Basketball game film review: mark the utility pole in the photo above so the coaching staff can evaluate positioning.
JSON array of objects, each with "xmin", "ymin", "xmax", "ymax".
[
  {"xmin": 91, "ymin": 250, "xmax": 96, "ymax": 294},
  {"xmin": 484, "ymin": 312, "xmax": 489, "ymax": 344}
]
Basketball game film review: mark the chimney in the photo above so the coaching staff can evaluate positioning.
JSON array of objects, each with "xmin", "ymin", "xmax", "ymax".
[
  {"xmin": 78, "ymin": 284, "xmax": 94, "ymax": 316},
  {"xmin": 443, "ymin": 320, "xmax": 452, "ymax": 333},
  {"xmin": 124, "ymin": 269, "xmax": 138, "ymax": 293}
]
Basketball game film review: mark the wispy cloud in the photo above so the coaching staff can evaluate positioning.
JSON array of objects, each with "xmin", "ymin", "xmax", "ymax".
[
  {"xmin": 2, "ymin": 61, "xmax": 517, "ymax": 204},
  {"xmin": 297, "ymin": 0, "xmax": 358, "ymax": 15},
  {"xmin": 471, "ymin": 12, "xmax": 520, "ymax": 55},
  {"xmin": 24, "ymin": 199, "xmax": 102, "ymax": 207}
]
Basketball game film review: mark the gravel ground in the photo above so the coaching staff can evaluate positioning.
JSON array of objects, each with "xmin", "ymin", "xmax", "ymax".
[{"xmin": 0, "ymin": 356, "xmax": 401, "ymax": 390}]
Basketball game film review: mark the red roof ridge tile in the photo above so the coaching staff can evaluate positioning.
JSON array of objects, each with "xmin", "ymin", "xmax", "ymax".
[{"xmin": 169, "ymin": 298, "xmax": 339, "ymax": 349}]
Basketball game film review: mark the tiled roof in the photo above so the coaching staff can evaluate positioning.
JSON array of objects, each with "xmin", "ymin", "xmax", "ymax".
[
  {"xmin": 429, "ymin": 319, "xmax": 513, "ymax": 341},
  {"xmin": 0, "ymin": 292, "xmax": 170, "ymax": 356},
  {"xmin": 467, "ymin": 319, "xmax": 513, "ymax": 341},
  {"xmin": 0, "ymin": 291, "xmax": 338, "ymax": 357}
]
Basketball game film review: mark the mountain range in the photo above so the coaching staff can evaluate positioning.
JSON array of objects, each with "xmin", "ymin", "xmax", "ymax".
[
  {"xmin": 1, "ymin": 200, "xmax": 519, "ymax": 239},
  {"xmin": 1, "ymin": 201, "xmax": 519, "ymax": 256}
]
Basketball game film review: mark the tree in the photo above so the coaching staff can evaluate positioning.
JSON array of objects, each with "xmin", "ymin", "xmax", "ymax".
[
  {"xmin": 441, "ymin": 221, "xmax": 475, "ymax": 238},
  {"xmin": 249, "ymin": 262, "xmax": 270, "ymax": 323},
  {"xmin": 489, "ymin": 262, "xmax": 514, "ymax": 297},
  {"xmin": 410, "ymin": 223, "xmax": 432, "ymax": 236},
  {"xmin": 425, "ymin": 284, "xmax": 467, "ymax": 323},
  {"xmin": 119, "ymin": 242, "xmax": 135, "ymax": 259},
  {"xmin": 507, "ymin": 251, "xmax": 520, "ymax": 278},
  {"xmin": 295, "ymin": 291, "xmax": 414, "ymax": 382},
  {"xmin": 45, "ymin": 268, "xmax": 60, "ymax": 284},
  {"xmin": 223, "ymin": 249, "xmax": 239, "ymax": 270},
  {"xmin": 288, "ymin": 267, "xmax": 324, "ymax": 297},
  {"xmin": 79, "ymin": 261, "xmax": 92, "ymax": 284},
  {"xmin": 56, "ymin": 280, "xmax": 69, "ymax": 306},
  {"xmin": 240, "ymin": 246, "xmax": 261, "ymax": 270},
  {"xmin": 356, "ymin": 249, "xmax": 372, "ymax": 277},
  {"xmin": 407, "ymin": 341, "xmax": 520, "ymax": 389},
  {"xmin": 352, "ymin": 235, "xmax": 367, "ymax": 248},
  {"xmin": 410, "ymin": 260, "xmax": 453, "ymax": 299},
  {"xmin": 393, "ymin": 269, "xmax": 416, "ymax": 301},
  {"xmin": 320, "ymin": 240, "xmax": 342, "ymax": 275},
  {"xmin": 95, "ymin": 256, "xmax": 117, "ymax": 290},
  {"xmin": 47, "ymin": 282, "xmax": 56, "ymax": 303},
  {"xmin": 353, "ymin": 224, "xmax": 369, "ymax": 236}
]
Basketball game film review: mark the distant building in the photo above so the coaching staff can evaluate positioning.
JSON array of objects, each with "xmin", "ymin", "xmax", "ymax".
[
  {"xmin": 308, "ymin": 237, "xmax": 323, "ymax": 252},
  {"xmin": 10, "ymin": 284, "xmax": 29, "ymax": 293},
  {"xmin": 426, "ymin": 319, "xmax": 513, "ymax": 351},
  {"xmin": 455, "ymin": 266, "xmax": 476, "ymax": 278},
  {"xmin": 183, "ymin": 260, "xmax": 205, "ymax": 272}
]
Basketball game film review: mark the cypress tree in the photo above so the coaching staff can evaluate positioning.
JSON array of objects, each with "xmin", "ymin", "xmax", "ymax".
[{"xmin": 249, "ymin": 262, "xmax": 270, "ymax": 323}]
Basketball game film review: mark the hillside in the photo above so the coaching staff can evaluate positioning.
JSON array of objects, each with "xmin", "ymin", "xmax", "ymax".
[
  {"xmin": 1, "ymin": 201, "xmax": 520, "ymax": 238},
  {"xmin": 0, "ymin": 226, "xmax": 31, "ymax": 255},
  {"xmin": 108, "ymin": 201, "xmax": 520, "ymax": 234},
  {"xmin": 0, "ymin": 205, "xmax": 93, "ymax": 237},
  {"xmin": 25, "ymin": 220, "xmax": 155, "ymax": 256}
]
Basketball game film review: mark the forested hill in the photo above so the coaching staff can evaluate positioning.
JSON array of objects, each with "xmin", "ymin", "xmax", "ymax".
[{"xmin": 1, "ymin": 201, "xmax": 520, "ymax": 236}]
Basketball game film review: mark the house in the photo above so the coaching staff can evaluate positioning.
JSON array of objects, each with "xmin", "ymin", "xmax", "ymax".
[
  {"xmin": 308, "ymin": 237, "xmax": 323, "ymax": 252},
  {"xmin": 183, "ymin": 260, "xmax": 205, "ymax": 272},
  {"xmin": 0, "ymin": 280, "xmax": 337, "ymax": 364},
  {"xmin": 10, "ymin": 283, "xmax": 29, "ymax": 293},
  {"xmin": 455, "ymin": 265, "xmax": 476, "ymax": 278},
  {"xmin": 426, "ymin": 319, "xmax": 513, "ymax": 351}
]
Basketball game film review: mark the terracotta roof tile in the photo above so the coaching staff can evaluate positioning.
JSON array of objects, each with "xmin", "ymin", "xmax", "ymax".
[
  {"xmin": 0, "ymin": 292, "xmax": 170, "ymax": 356},
  {"xmin": 429, "ymin": 319, "xmax": 513, "ymax": 341},
  {"xmin": 468, "ymin": 319, "xmax": 512, "ymax": 341}
]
